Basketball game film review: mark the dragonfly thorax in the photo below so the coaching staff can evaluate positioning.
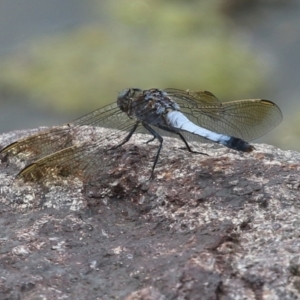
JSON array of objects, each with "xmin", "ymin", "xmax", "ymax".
[
  {"xmin": 143, "ymin": 89, "xmax": 180, "ymax": 112},
  {"xmin": 118, "ymin": 88, "xmax": 181, "ymax": 125},
  {"xmin": 128, "ymin": 88, "xmax": 181, "ymax": 125}
]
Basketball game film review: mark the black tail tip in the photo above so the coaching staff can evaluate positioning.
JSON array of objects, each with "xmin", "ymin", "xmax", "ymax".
[{"xmin": 227, "ymin": 137, "xmax": 255, "ymax": 152}]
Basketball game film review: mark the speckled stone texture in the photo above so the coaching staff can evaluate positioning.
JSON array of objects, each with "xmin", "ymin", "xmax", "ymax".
[{"xmin": 0, "ymin": 128, "xmax": 299, "ymax": 300}]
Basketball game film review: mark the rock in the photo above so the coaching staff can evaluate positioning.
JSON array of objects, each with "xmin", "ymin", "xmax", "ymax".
[{"xmin": 0, "ymin": 127, "xmax": 300, "ymax": 299}]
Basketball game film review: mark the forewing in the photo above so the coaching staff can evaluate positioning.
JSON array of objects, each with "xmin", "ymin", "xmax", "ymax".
[
  {"xmin": 1, "ymin": 103, "xmax": 139, "ymax": 176},
  {"xmin": 1, "ymin": 125, "xmax": 80, "ymax": 166},
  {"xmin": 17, "ymin": 120, "xmax": 140, "ymax": 181},
  {"xmin": 18, "ymin": 143, "xmax": 108, "ymax": 181}
]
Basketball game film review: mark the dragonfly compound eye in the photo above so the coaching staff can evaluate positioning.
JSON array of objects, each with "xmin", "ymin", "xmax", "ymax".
[
  {"xmin": 118, "ymin": 88, "xmax": 130, "ymax": 99},
  {"xmin": 117, "ymin": 88, "xmax": 142, "ymax": 112},
  {"xmin": 117, "ymin": 89, "xmax": 131, "ymax": 112}
]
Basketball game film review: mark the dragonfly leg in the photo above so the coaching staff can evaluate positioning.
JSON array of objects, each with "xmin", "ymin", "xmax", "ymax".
[
  {"xmin": 145, "ymin": 136, "xmax": 156, "ymax": 144},
  {"xmin": 142, "ymin": 123, "xmax": 163, "ymax": 179},
  {"xmin": 176, "ymin": 132, "xmax": 208, "ymax": 156},
  {"xmin": 157, "ymin": 125, "xmax": 208, "ymax": 156},
  {"xmin": 111, "ymin": 122, "xmax": 140, "ymax": 149}
]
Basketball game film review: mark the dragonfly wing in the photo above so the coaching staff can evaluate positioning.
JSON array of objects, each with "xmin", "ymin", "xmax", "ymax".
[
  {"xmin": 0, "ymin": 125, "xmax": 74, "ymax": 163},
  {"xmin": 185, "ymin": 99, "xmax": 283, "ymax": 141},
  {"xmin": 165, "ymin": 89, "xmax": 282, "ymax": 141},
  {"xmin": 18, "ymin": 120, "xmax": 140, "ymax": 181},
  {"xmin": 1, "ymin": 103, "xmax": 141, "ymax": 175},
  {"xmin": 71, "ymin": 103, "xmax": 123, "ymax": 128},
  {"xmin": 0, "ymin": 103, "xmax": 119, "ymax": 161},
  {"xmin": 18, "ymin": 144, "xmax": 104, "ymax": 181},
  {"xmin": 164, "ymin": 88, "xmax": 221, "ymax": 105}
]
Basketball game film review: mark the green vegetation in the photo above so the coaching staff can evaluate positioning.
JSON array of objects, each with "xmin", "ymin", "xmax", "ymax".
[{"xmin": 0, "ymin": 0, "xmax": 267, "ymax": 114}]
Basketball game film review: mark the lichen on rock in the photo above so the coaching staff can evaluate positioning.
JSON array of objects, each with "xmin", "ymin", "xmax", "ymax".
[{"xmin": 0, "ymin": 128, "xmax": 300, "ymax": 299}]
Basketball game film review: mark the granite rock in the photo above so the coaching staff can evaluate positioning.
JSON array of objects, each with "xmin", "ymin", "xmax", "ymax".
[{"xmin": 0, "ymin": 128, "xmax": 299, "ymax": 300}]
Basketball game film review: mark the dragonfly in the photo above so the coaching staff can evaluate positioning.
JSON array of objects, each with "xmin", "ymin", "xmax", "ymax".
[{"xmin": 0, "ymin": 88, "xmax": 282, "ymax": 181}]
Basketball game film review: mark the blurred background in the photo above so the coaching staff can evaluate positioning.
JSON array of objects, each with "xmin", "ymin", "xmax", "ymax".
[{"xmin": 0, "ymin": 0, "xmax": 299, "ymax": 150}]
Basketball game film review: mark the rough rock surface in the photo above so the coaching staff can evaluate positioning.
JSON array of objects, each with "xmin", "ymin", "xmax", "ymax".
[{"xmin": 0, "ymin": 128, "xmax": 300, "ymax": 300}]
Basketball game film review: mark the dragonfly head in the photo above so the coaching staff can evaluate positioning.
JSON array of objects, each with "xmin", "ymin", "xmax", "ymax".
[{"xmin": 117, "ymin": 88, "xmax": 142, "ymax": 113}]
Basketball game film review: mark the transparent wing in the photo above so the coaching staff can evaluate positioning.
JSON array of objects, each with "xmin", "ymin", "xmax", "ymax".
[
  {"xmin": 18, "ymin": 130, "xmax": 124, "ymax": 180},
  {"xmin": 17, "ymin": 144, "xmax": 95, "ymax": 181},
  {"xmin": 164, "ymin": 89, "xmax": 282, "ymax": 141},
  {"xmin": 164, "ymin": 88, "xmax": 221, "ymax": 105},
  {"xmin": 1, "ymin": 103, "xmax": 139, "ymax": 177}
]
